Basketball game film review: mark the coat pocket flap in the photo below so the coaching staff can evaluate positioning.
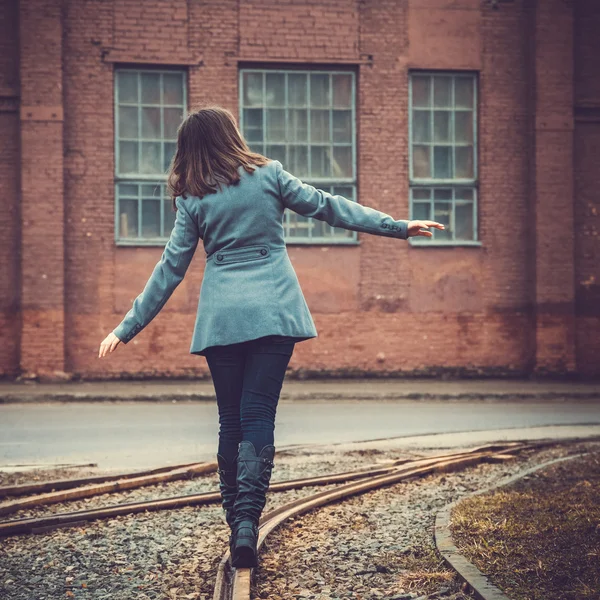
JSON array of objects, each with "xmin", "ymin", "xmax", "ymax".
[{"xmin": 212, "ymin": 244, "xmax": 270, "ymax": 265}]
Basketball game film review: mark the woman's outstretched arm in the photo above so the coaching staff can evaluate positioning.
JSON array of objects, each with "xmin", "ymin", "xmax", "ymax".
[
  {"xmin": 275, "ymin": 160, "xmax": 411, "ymax": 238},
  {"xmin": 275, "ymin": 160, "xmax": 444, "ymax": 240},
  {"xmin": 99, "ymin": 196, "xmax": 200, "ymax": 357}
]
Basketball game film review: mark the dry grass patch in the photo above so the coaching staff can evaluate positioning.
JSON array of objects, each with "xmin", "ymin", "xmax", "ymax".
[{"xmin": 450, "ymin": 449, "xmax": 600, "ymax": 600}]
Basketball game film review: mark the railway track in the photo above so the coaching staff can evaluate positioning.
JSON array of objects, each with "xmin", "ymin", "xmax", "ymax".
[
  {"xmin": 1, "ymin": 436, "xmax": 590, "ymax": 599},
  {"xmin": 210, "ymin": 439, "xmax": 565, "ymax": 600}
]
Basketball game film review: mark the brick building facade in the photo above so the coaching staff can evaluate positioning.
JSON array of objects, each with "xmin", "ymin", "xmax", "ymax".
[{"xmin": 1, "ymin": 0, "xmax": 598, "ymax": 381}]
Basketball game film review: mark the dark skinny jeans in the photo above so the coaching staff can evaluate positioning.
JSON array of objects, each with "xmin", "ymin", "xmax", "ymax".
[{"xmin": 204, "ymin": 334, "xmax": 296, "ymax": 465}]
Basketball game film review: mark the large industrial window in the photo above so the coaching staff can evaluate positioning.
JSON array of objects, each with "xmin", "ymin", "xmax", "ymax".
[
  {"xmin": 240, "ymin": 68, "xmax": 357, "ymax": 243},
  {"xmin": 114, "ymin": 68, "xmax": 187, "ymax": 244},
  {"xmin": 409, "ymin": 72, "xmax": 479, "ymax": 244}
]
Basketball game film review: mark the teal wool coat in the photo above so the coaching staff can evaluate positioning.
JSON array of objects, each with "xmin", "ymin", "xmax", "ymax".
[{"xmin": 113, "ymin": 159, "xmax": 409, "ymax": 356}]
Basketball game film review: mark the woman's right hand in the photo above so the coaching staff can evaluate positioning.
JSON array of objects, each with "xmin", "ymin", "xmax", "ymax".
[{"xmin": 407, "ymin": 220, "xmax": 445, "ymax": 238}]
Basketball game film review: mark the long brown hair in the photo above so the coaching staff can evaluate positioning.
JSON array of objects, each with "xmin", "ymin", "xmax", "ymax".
[{"xmin": 166, "ymin": 104, "xmax": 271, "ymax": 209}]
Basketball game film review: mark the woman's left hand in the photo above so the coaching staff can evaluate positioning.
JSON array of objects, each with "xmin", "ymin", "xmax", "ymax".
[
  {"xmin": 407, "ymin": 220, "xmax": 445, "ymax": 238},
  {"xmin": 99, "ymin": 332, "xmax": 122, "ymax": 358}
]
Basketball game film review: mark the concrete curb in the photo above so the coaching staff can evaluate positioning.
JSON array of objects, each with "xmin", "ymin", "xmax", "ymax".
[
  {"xmin": 2, "ymin": 390, "xmax": 600, "ymax": 404},
  {"xmin": 434, "ymin": 452, "xmax": 589, "ymax": 600},
  {"xmin": 2, "ymin": 378, "xmax": 600, "ymax": 404}
]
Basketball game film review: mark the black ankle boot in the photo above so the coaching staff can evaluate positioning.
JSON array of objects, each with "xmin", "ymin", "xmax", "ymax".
[
  {"xmin": 216, "ymin": 452, "xmax": 239, "ymax": 532},
  {"xmin": 230, "ymin": 441, "xmax": 275, "ymax": 568}
]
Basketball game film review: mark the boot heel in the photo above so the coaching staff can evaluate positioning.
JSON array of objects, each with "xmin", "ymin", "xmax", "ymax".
[{"xmin": 231, "ymin": 520, "xmax": 258, "ymax": 568}]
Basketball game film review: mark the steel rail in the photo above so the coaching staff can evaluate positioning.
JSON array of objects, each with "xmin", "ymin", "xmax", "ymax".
[
  {"xmin": 0, "ymin": 458, "xmax": 440, "ymax": 536},
  {"xmin": 0, "ymin": 444, "xmax": 309, "ymax": 500},
  {"xmin": 0, "ymin": 441, "xmax": 528, "ymax": 536},
  {"xmin": 0, "ymin": 462, "xmax": 217, "ymax": 518},
  {"xmin": 212, "ymin": 441, "xmax": 537, "ymax": 600},
  {"xmin": 0, "ymin": 461, "xmax": 214, "ymax": 499}
]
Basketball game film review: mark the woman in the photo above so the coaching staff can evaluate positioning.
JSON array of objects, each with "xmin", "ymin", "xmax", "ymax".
[{"xmin": 98, "ymin": 105, "xmax": 444, "ymax": 569}]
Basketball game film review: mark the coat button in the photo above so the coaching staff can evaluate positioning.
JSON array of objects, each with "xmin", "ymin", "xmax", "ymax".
[
  {"xmin": 216, "ymin": 254, "xmax": 223, "ymax": 261},
  {"xmin": 260, "ymin": 248, "xmax": 267, "ymax": 256}
]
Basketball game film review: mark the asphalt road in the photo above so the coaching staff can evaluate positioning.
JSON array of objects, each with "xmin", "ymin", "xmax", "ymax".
[{"xmin": 1, "ymin": 399, "xmax": 599, "ymax": 470}]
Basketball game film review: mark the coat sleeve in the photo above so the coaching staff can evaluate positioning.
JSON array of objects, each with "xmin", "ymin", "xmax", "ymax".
[
  {"xmin": 274, "ymin": 160, "xmax": 409, "ymax": 240},
  {"xmin": 112, "ymin": 196, "xmax": 201, "ymax": 344}
]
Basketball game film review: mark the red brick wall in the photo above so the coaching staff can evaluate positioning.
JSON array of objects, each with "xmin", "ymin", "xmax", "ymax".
[
  {"xmin": 2, "ymin": 0, "xmax": 597, "ymax": 380},
  {"xmin": 532, "ymin": 0, "xmax": 576, "ymax": 374},
  {"xmin": 574, "ymin": 0, "xmax": 600, "ymax": 376},
  {"xmin": 18, "ymin": 0, "xmax": 66, "ymax": 378},
  {"xmin": 0, "ymin": 0, "xmax": 20, "ymax": 378}
]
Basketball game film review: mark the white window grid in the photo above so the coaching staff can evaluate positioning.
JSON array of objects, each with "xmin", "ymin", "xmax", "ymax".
[
  {"xmin": 239, "ymin": 68, "xmax": 358, "ymax": 244},
  {"xmin": 114, "ymin": 68, "xmax": 187, "ymax": 245},
  {"xmin": 408, "ymin": 71, "xmax": 480, "ymax": 245}
]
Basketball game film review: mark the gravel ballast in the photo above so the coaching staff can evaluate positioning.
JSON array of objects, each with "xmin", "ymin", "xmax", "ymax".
[{"xmin": 0, "ymin": 441, "xmax": 595, "ymax": 600}]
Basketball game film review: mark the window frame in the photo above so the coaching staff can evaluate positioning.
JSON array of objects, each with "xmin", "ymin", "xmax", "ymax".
[
  {"xmin": 114, "ymin": 67, "xmax": 188, "ymax": 246},
  {"xmin": 239, "ymin": 67, "xmax": 359, "ymax": 245},
  {"xmin": 408, "ymin": 70, "xmax": 481, "ymax": 246}
]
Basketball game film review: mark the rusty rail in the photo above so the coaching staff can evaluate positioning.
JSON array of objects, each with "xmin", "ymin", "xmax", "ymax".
[{"xmin": 212, "ymin": 441, "xmax": 536, "ymax": 600}]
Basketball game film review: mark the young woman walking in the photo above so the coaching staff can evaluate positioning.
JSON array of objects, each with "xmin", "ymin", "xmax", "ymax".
[{"xmin": 99, "ymin": 105, "xmax": 444, "ymax": 569}]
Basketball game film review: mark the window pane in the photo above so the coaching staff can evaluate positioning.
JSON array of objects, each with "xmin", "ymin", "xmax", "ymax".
[
  {"xmin": 433, "ymin": 111, "xmax": 451, "ymax": 143},
  {"xmin": 433, "ymin": 146, "xmax": 451, "ymax": 178},
  {"xmin": 163, "ymin": 73, "xmax": 184, "ymax": 105},
  {"xmin": 142, "ymin": 199, "xmax": 161, "ymax": 237},
  {"xmin": 163, "ymin": 198, "xmax": 176, "ymax": 235},
  {"xmin": 141, "ymin": 73, "xmax": 161, "ymax": 104},
  {"xmin": 288, "ymin": 73, "xmax": 307, "ymax": 107},
  {"xmin": 310, "ymin": 73, "xmax": 330, "ymax": 107},
  {"xmin": 164, "ymin": 107, "xmax": 183, "ymax": 139},
  {"xmin": 141, "ymin": 107, "xmax": 161, "ymax": 139},
  {"xmin": 332, "ymin": 146, "xmax": 352, "ymax": 178},
  {"xmin": 243, "ymin": 72, "xmax": 263, "ymax": 106},
  {"xmin": 433, "ymin": 76, "xmax": 451, "ymax": 108},
  {"xmin": 333, "ymin": 186, "xmax": 353, "ymax": 199},
  {"xmin": 312, "ymin": 217, "xmax": 328, "ymax": 237},
  {"xmin": 456, "ymin": 188, "xmax": 473, "ymax": 201},
  {"xmin": 332, "ymin": 110, "xmax": 352, "ymax": 143},
  {"xmin": 142, "ymin": 183, "xmax": 160, "ymax": 197},
  {"xmin": 455, "ymin": 77, "xmax": 474, "ymax": 109},
  {"xmin": 332, "ymin": 74, "xmax": 352, "ymax": 108},
  {"xmin": 412, "ymin": 202, "xmax": 431, "ymax": 220},
  {"xmin": 434, "ymin": 188, "xmax": 452, "ymax": 201},
  {"xmin": 455, "ymin": 146, "xmax": 474, "ymax": 178},
  {"xmin": 455, "ymin": 202, "xmax": 474, "ymax": 240},
  {"xmin": 455, "ymin": 111, "xmax": 473, "ymax": 144},
  {"xmin": 433, "ymin": 202, "xmax": 452, "ymax": 239},
  {"xmin": 288, "ymin": 109, "xmax": 307, "ymax": 142},
  {"xmin": 311, "ymin": 146, "xmax": 331, "ymax": 177},
  {"xmin": 266, "ymin": 72, "xmax": 285, "ymax": 107},
  {"xmin": 287, "ymin": 212, "xmax": 311, "ymax": 238},
  {"xmin": 289, "ymin": 145, "xmax": 308, "ymax": 177},
  {"xmin": 412, "ymin": 76, "xmax": 431, "ymax": 108},
  {"xmin": 118, "ymin": 72, "xmax": 138, "ymax": 103},
  {"xmin": 412, "ymin": 110, "xmax": 431, "ymax": 143},
  {"xmin": 243, "ymin": 108, "xmax": 263, "ymax": 142},
  {"xmin": 266, "ymin": 144, "xmax": 286, "ymax": 165},
  {"xmin": 310, "ymin": 109, "xmax": 330, "ymax": 143},
  {"xmin": 266, "ymin": 109, "xmax": 285, "ymax": 142},
  {"xmin": 119, "ymin": 197, "xmax": 138, "ymax": 238},
  {"xmin": 412, "ymin": 188, "xmax": 431, "ymax": 201},
  {"xmin": 119, "ymin": 106, "xmax": 138, "ymax": 138},
  {"xmin": 163, "ymin": 142, "xmax": 176, "ymax": 171},
  {"xmin": 119, "ymin": 183, "xmax": 138, "ymax": 197},
  {"xmin": 119, "ymin": 141, "xmax": 138, "ymax": 173},
  {"xmin": 413, "ymin": 145, "xmax": 431, "ymax": 178},
  {"xmin": 140, "ymin": 142, "xmax": 161, "ymax": 173}
]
